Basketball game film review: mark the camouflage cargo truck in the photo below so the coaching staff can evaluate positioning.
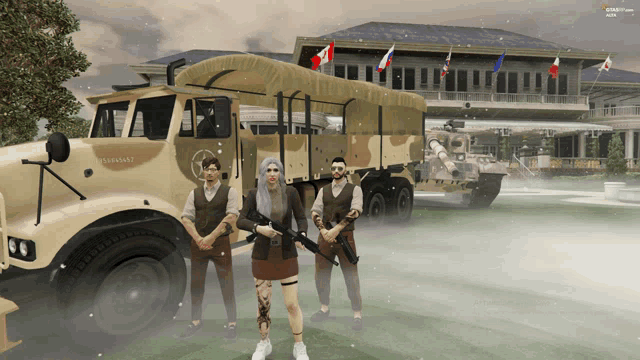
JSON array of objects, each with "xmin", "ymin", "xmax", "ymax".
[{"xmin": 0, "ymin": 54, "xmax": 428, "ymax": 347}]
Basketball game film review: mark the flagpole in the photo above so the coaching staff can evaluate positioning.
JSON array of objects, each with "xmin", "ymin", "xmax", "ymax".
[
  {"xmin": 332, "ymin": 39, "xmax": 335, "ymax": 77},
  {"xmin": 586, "ymin": 53, "xmax": 610, "ymax": 96}
]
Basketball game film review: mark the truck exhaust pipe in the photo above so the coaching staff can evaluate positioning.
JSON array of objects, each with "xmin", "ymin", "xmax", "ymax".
[
  {"xmin": 166, "ymin": 58, "xmax": 186, "ymax": 86},
  {"xmin": 429, "ymin": 139, "xmax": 460, "ymax": 177}
]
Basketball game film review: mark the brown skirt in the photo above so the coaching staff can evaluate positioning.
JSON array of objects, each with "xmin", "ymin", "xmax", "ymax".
[{"xmin": 252, "ymin": 245, "xmax": 299, "ymax": 280}]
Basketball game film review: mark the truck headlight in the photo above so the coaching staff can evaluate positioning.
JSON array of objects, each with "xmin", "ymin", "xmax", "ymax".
[
  {"xmin": 19, "ymin": 241, "xmax": 28, "ymax": 257},
  {"xmin": 456, "ymin": 154, "xmax": 465, "ymax": 161},
  {"xmin": 8, "ymin": 238, "xmax": 16, "ymax": 254}
]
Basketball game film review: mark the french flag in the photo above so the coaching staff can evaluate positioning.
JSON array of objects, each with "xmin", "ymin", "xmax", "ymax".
[
  {"xmin": 311, "ymin": 42, "xmax": 334, "ymax": 71},
  {"xmin": 376, "ymin": 44, "xmax": 394, "ymax": 72},
  {"xmin": 548, "ymin": 57, "xmax": 559, "ymax": 79}
]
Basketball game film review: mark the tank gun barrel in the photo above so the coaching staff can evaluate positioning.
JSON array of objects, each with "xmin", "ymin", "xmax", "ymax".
[{"xmin": 429, "ymin": 139, "xmax": 460, "ymax": 177}]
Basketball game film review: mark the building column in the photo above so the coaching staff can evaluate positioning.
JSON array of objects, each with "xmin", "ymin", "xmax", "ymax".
[
  {"xmin": 579, "ymin": 133, "xmax": 586, "ymax": 158},
  {"xmin": 625, "ymin": 129, "xmax": 634, "ymax": 159}
]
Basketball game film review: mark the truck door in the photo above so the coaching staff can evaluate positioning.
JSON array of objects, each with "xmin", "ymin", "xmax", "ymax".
[{"xmin": 171, "ymin": 97, "xmax": 242, "ymax": 242}]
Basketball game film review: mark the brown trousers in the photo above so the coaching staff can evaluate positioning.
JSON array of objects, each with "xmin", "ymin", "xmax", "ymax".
[
  {"xmin": 189, "ymin": 236, "xmax": 237, "ymax": 322},
  {"xmin": 315, "ymin": 231, "xmax": 362, "ymax": 312}
]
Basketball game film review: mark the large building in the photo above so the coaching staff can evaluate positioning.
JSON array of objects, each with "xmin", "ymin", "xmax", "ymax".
[{"xmin": 121, "ymin": 21, "xmax": 640, "ymax": 166}]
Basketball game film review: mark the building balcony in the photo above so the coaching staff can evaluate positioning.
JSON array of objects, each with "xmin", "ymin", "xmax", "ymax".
[
  {"xmin": 579, "ymin": 106, "xmax": 640, "ymax": 120},
  {"xmin": 405, "ymin": 90, "xmax": 589, "ymax": 120}
]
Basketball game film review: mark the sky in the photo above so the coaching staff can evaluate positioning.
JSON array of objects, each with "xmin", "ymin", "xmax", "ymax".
[{"xmin": 43, "ymin": 0, "xmax": 640, "ymax": 137}]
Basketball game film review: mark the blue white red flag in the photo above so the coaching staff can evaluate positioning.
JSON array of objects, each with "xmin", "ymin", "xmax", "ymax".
[
  {"xmin": 440, "ymin": 47, "xmax": 452, "ymax": 80},
  {"xmin": 376, "ymin": 44, "xmax": 395, "ymax": 72}
]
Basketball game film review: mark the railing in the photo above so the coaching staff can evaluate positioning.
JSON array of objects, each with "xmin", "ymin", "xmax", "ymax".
[
  {"xmin": 580, "ymin": 106, "xmax": 640, "ymax": 120},
  {"xmin": 515, "ymin": 157, "xmax": 639, "ymax": 169},
  {"xmin": 404, "ymin": 91, "xmax": 588, "ymax": 105}
]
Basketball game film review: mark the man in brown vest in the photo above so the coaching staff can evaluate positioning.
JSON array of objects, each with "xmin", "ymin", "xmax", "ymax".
[
  {"xmin": 176, "ymin": 156, "xmax": 239, "ymax": 340},
  {"xmin": 309, "ymin": 157, "xmax": 364, "ymax": 331}
]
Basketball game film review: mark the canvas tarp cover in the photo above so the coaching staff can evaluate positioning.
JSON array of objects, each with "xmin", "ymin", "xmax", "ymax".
[{"xmin": 173, "ymin": 54, "xmax": 428, "ymax": 118}]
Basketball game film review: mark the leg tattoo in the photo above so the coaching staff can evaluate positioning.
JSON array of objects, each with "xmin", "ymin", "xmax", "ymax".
[{"xmin": 255, "ymin": 279, "xmax": 272, "ymax": 340}]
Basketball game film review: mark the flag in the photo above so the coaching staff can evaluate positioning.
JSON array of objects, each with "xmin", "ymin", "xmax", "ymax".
[
  {"xmin": 311, "ymin": 42, "xmax": 334, "ymax": 71},
  {"xmin": 376, "ymin": 44, "xmax": 395, "ymax": 72},
  {"xmin": 599, "ymin": 55, "xmax": 612, "ymax": 71},
  {"xmin": 440, "ymin": 47, "xmax": 452, "ymax": 80},
  {"xmin": 548, "ymin": 57, "xmax": 559, "ymax": 79},
  {"xmin": 493, "ymin": 51, "xmax": 506, "ymax": 72}
]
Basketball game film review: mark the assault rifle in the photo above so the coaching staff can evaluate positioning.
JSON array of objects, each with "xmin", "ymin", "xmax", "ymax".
[
  {"xmin": 324, "ymin": 221, "xmax": 359, "ymax": 265},
  {"xmin": 244, "ymin": 210, "xmax": 339, "ymax": 266}
]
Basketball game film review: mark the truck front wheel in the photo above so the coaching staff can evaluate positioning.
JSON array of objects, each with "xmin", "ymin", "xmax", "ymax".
[{"xmin": 56, "ymin": 229, "xmax": 186, "ymax": 345}]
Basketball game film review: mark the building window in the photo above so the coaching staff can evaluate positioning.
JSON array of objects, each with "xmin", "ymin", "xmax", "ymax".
[
  {"xmin": 512, "ymin": 146, "xmax": 522, "ymax": 158},
  {"xmin": 457, "ymin": 70, "xmax": 468, "ymax": 92},
  {"xmin": 251, "ymin": 125, "xmax": 258, "ymax": 135},
  {"xmin": 379, "ymin": 68, "xmax": 387, "ymax": 84},
  {"xmin": 347, "ymin": 65, "xmax": 358, "ymax": 80},
  {"xmin": 334, "ymin": 64, "xmax": 345, "ymax": 78},
  {"xmin": 558, "ymin": 74, "xmax": 568, "ymax": 95},
  {"xmin": 524, "ymin": 72, "xmax": 530, "ymax": 89},
  {"xmin": 366, "ymin": 66, "xmax": 373, "ymax": 82},
  {"xmin": 610, "ymin": 104, "xmax": 617, "ymax": 116},
  {"xmin": 392, "ymin": 67, "xmax": 403, "ymax": 89},
  {"xmin": 445, "ymin": 70, "xmax": 456, "ymax": 92},
  {"xmin": 473, "ymin": 70, "xmax": 480, "ymax": 86},
  {"xmin": 421, "ymin": 68, "xmax": 429, "ymax": 85},
  {"xmin": 547, "ymin": 75, "xmax": 557, "ymax": 95},
  {"xmin": 496, "ymin": 72, "xmax": 506, "ymax": 93},
  {"xmin": 313, "ymin": 129, "xmax": 318, "ymax": 135},
  {"xmin": 433, "ymin": 68, "xmax": 440, "ymax": 85},
  {"xmin": 535, "ymin": 72, "xmax": 542, "ymax": 89},
  {"xmin": 604, "ymin": 104, "xmax": 609, "ymax": 115},
  {"xmin": 482, "ymin": 145, "xmax": 497, "ymax": 156},
  {"xmin": 507, "ymin": 72, "xmax": 517, "ymax": 94},
  {"xmin": 405, "ymin": 68, "xmax": 415, "ymax": 90},
  {"xmin": 258, "ymin": 125, "xmax": 279, "ymax": 135},
  {"xmin": 485, "ymin": 71, "xmax": 492, "ymax": 87},
  {"xmin": 589, "ymin": 102, "xmax": 595, "ymax": 110}
]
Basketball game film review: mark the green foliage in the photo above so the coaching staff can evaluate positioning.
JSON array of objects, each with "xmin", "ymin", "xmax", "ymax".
[
  {"xmin": 588, "ymin": 137, "xmax": 600, "ymax": 158},
  {"xmin": 499, "ymin": 136, "xmax": 511, "ymax": 160},
  {"xmin": 605, "ymin": 133, "xmax": 627, "ymax": 175},
  {"xmin": 0, "ymin": 0, "xmax": 91, "ymax": 146},
  {"xmin": 37, "ymin": 115, "xmax": 91, "ymax": 141}
]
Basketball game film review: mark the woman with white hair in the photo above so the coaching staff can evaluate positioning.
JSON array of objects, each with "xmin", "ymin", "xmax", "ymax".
[{"xmin": 237, "ymin": 157, "xmax": 310, "ymax": 360}]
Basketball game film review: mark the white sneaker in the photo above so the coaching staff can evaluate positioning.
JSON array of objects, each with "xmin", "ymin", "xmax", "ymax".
[
  {"xmin": 293, "ymin": 342, "xmax": 309, "ymax": 360},
  {"xmin": 252, "ymin": 339, "xmax": 272, "ymax": 360}
]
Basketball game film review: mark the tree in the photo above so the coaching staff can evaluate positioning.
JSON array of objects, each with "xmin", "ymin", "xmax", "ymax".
[
  {"xmin": 0, "ymin": 0, "xmax": 91, "ymax": 146},
  {"xmin": 605, "ymin": 132, "xmax": 627, "ymax": 176},
  {"xmin": 37, "ymin": 115, "xmax": 91, "ymax": 141},
  {"xmin": 499, "ymin": 136, "xmax": 511, "ymax": 161},
  {"xmin": 588, "ymin": 136, "xmax": 600, "ymax": 159}
]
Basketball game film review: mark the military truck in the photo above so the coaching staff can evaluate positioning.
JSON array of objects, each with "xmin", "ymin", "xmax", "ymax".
[
  {"xmin": 0, "ymin": 54, "xmax": 429, "ymax": 348},
  {"xmin": 414, "ymin": 119, "xmax": 508, "ymax": 208}
]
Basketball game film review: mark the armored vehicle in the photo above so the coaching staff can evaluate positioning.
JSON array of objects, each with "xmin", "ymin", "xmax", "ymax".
[
  {"xmin": 0, "ymin": 54, "xmax": 428, "ymax": 349},
  {"xmin": 414, "ymin": 119, "xmax": 508, "ymax": 208}
]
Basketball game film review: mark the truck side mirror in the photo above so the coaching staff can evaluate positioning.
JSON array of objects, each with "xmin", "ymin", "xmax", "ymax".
[{"xmin": 48, "ymin": 132, "xmax": 71, "ymax": 163}]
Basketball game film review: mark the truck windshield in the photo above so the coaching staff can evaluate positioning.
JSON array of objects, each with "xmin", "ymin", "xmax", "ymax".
[
  {"xmin": 128, "ymin": 95, "xmax": 176, "ymax": 139},
  {"xmin": 90, "ymin": 101, "xmax": 130, "ymax": 138}
]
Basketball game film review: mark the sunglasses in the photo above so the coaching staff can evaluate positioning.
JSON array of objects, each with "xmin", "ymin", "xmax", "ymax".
[{"xmin": 331, "ymin": 166, "xmax": 345, "ymax": 172}]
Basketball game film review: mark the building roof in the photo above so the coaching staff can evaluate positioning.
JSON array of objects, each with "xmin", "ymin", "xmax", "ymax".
[
  {"xmin": 581, "ymin": 67, "xmax": 640, "ymax": 84},
  {"xmin": 145, "ymin": 50, "xmax": 293, "ymax": 65},
  {"xmin": 319, "ymin": 21, "xmax": 581, "ymax": 51}
]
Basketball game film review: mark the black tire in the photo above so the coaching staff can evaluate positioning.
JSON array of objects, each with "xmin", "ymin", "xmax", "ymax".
[
  {"xmin": 56, "ymin": 229, "xmax": 186, "ymax": 348},
  {"xmin": 365, "ymin": 191, "xmax": 386, "ymax": 225},
  {"xmin": 468, "ymin": 173, "xmax": 504, "ymax": 208},
  {"xmin": 389, "ymin": 178, "xmax": 413, "ymax": 222}
]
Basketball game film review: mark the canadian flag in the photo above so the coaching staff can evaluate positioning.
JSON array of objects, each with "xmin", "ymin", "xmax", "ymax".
[
  {"xmin": 599, "ymin": 55, "xmax": 613, "ymax": 72},
  {"xmin": 311, "ymin": 42, "xmax": 335, "ymax": 71},
  {"xmin": 548, "ymin": 57, "xmax": 559, "ymax": 79}
]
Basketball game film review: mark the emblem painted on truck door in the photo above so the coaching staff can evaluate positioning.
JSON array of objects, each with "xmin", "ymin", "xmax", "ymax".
[{"xmin": 191, "ymin": 149, "xmax": 216, "ymax": 181}]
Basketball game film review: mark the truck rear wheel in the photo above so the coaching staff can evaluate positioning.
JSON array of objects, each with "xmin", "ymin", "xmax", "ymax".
[
  {"xmin": 365, "ymin": 192, "xmax": 386, "ymax": 224},
  {"xmin": 389, "ymin": 178, "xmax": 413, "ymax": 222},
  {"xmin": 56, "ymin": 229, "xmax": 186, "ymax": 346}
]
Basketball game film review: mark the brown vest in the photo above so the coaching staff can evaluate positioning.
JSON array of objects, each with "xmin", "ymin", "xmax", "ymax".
[
  {"xmin": 193, "ymin": 183, "xmax": 230, "ymax": 238},
  {"xmin": 322, "ymin": 182, "xmax": 356, "ymax": 231}
]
